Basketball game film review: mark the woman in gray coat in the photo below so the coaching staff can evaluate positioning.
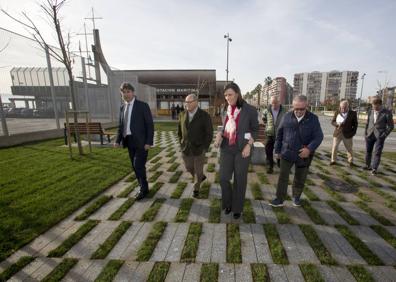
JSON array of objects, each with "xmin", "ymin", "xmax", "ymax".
[{"xmin": 214, "ymin": 82, "xmax": 259, "ymax": 219}]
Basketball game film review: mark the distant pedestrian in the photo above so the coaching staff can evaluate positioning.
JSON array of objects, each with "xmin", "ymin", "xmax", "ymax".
[
  {"xmin": 171, "ymin": 104, "xmax": 176, "ymax": 120},
  {"xmin": 330, "ymin": 100, "xmax": 358, "ymax": 166},
  {"xmin": 270, "ymin": 95, "xmax": 323, "ymax": 207},
  {"xmin": 176, "ymin": 104, "xmax": 181, "ymax": 118},
  {"xmin": 364, "ymin": 97, "xmax": 394, "ymax": 175}
]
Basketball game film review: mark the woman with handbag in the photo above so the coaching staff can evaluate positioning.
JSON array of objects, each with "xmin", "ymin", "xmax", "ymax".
[{"xmin": 214, "ymin": 82, "xmax": 259, "ymax": 219}]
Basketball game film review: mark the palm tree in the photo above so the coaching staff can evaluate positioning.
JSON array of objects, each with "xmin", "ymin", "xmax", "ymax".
[{"xmin": 264, "ymin": 76, "xmax": 272, "ymax": 106}]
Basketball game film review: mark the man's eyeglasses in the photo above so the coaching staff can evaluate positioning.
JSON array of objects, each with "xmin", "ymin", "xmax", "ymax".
[
  {"xmin": 294, "ymin": 108, "xmax": 306, "ymax": 111},
  {"xmin": 185, "ymin": 100, "xmax": 196, "ymax": 104}
]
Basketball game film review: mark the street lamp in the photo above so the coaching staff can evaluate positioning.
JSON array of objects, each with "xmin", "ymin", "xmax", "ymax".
[
  {"xmin": 357, "ymin": 73, "xmax": 366, "ymax": 119},
  {"xmin": 224, "ymin": 33, "xmax": 232, "ymax": 83}
]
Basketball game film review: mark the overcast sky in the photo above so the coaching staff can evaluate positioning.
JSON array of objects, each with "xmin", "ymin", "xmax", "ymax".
[{"xmin": 0, "ymin": 0, "xmax": 395, "ymax": 99}]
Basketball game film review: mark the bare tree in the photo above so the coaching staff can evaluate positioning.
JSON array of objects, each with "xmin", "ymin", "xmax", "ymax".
[{"xmin": 2, "ymin": 0, "xmax": 83, "ymax": 155}]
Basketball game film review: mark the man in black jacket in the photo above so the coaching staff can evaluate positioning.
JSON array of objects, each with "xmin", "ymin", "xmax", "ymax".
[
  {"xmin": 114, "ymin": 82, "xmax": 154, "ymax": 200},
  {"xmin": 330, "ymin": 100, "xmax": 358, "ymax": 166},
  {"xmin": 178, "ymin": 94, "xmax": 213, "ymax": 197}
]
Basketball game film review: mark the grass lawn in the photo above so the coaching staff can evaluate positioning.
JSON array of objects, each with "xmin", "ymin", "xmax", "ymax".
[
  {"xmin": 0, "ymin": 138, "xmax": 162, "ymax": 262},
  {"xmin": 154, "ymin": 121, "xmax": 178, "ymax": 131}
]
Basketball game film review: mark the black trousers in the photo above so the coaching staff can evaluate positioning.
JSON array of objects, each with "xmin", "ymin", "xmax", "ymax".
[
  {"xmin": 125, "ymin": 136, "xmax": 149, "ymax": 193},
  {"xmin": 365, "ymin": 133, "xmax": 385, "ymax": 170},
  {"xmin": 265, "ymin": 136, "xmax": 275, "ymax": 168}
]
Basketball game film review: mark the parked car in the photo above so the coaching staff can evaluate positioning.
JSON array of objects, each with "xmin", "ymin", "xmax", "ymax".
[
  {"xmin": 20, "ymin": 108, "xmax": 34, "ymax": 118},
  {"xmin": 6, "ymin": 107, "xmax": 24, "ymax": 117},
  {"xmin": 33, "ymin": 108, "xmax": 55, "ymax": 118}
]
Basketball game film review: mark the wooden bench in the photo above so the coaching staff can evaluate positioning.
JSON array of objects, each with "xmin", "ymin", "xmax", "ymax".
[{"xmin": 64, "ymin": 122, "xmax": 114, "ymax": 145}]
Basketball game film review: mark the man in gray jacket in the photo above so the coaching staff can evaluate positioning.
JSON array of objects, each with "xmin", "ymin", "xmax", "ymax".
[{"xmin": 365, "ymin": 97, "xmax": 394, "ymax": 175}]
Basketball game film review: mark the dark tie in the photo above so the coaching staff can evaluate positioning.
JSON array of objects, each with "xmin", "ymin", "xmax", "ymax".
[{"xmin": 123, "ymin": 103, "xmax": 131, "ymax": 137}]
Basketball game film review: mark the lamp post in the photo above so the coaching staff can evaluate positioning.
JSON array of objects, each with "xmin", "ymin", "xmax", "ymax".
[
  {"xmin": 224, "ymin": 33, "xmax": 232, "ymax": 82},
  {"xmin": 357, "ymin": 73, "xmax": 366, "ymax": 120}
]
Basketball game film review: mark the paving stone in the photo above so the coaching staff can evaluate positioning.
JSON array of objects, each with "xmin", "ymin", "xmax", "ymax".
[
  {"xmin": 259, "ymin": 200, "xmax": 277, "ymax": 224},
  {"xmin": 366, "ymin": 202, "xmax": 396, "ymax": 225},
  {"xmin": 211, "ymin": 223, "xmax": 227, "ymax": 263},
  {"xmin": 307, "ymin": 185, "xmax": 332, "ymax": 201},
  {"xmin": 317, "ymin": 265, "xmax": 357, "ymax": 282},
  {"xmin": 283, "ymin": 265, "xmax": 305, "ymax": 282},
  {"xmin": 314, "ymin": 225, "xmax": 366, "ymax": 265},
  {"xmin": 209, "ymin": 184, "xmax": 222, "ymax": 199},
  {"xmin": 350, "ymin": 225, "xmax": 396, "ymax": 265},
  {"xmin": 113, "ymin": 261, "xmax": 139, "ymax": 282},
  {"xmin": 262, "ymin": 185, "xmax": 277, "ymax": 200},
  {"xmin": 128, "ymin": 262, "xmax": 155, "ymax": 282},
  {"xmin": 181, "ymin": 183, "xmax": 195, "ymax": 198},
  {"xmin": 121, "ymin": 198, "xmax": 154, "ymax": 221},
  {"xmin": 188, "ymin": 199, "xmax": 210, "ymax": 223},
  {"xmin": 283, "ymin": 205, "xmax": 313, "ymax": 225},
  {"xmin": 235, "ymin": 263, "xmax": 253, "ymax": 282},
  {"xmin": 151, "ymin": 223, "xmax": 179, "ymax": 261},
  {"xmin": 65, "ymin": 221, "xmax": 119, "ymax": 258},
  {"xmin": 267, "ymin": 264, "xmax": 288, "ymax": 282},
  {"xmin": 155, "ymin": 182, "xmax": 174, "ymax": 198},
  {"xmin": 366, "ymin": 266, "xmax": 396, "ymax": 282},
  {"xmin": 196, "ymin": 223, "xmax": 214, "ymax": 262},
  {"xmin": 29, "ymin": 257, "xmax": 60, "ymax": 280},
  {"xmin": 219, "ymin": 263, "xmax": 235, "ymax": 282},
  {"xmin": 338, "ymin": 202, "xmax": 380, "ymax": 226},
  {"xmin": 311, "ymin": 201, "xmax": 348, "ymax": 225},
  {"xmin": 108, "ymin": 222, "xmax": 143, "ymax": 259},
  {"xmin": 182, "ymin": 262, "xmax": 201, "ymax": 281},
  {"xmin": 69, "ymin": 260, "xmax": 106, "ymax": 281},
  {"xmin": 277, "ymin": 224, "xmax": 320, "ymax": 264},
  {"xmin": 165, "ymin": 223, "xmax": 189, "ymax": 262},
  {"xmin": 251, "ymin": 224, "xmax": 273, "ymax": 263},
  {"xmin": 62, "ymin": 259, "xmax": 94, "ymax": 282},
  {"xmin": 155, "ymin": 198, "xmax": 180, "ymax": 222},
  {"xmin": 89, "ymin": 198, "xmax": 127, "ymax": 220},
  {"xmin": 164, "ymin": 262, "xmax": 186, "ymax": 282},
  {"xmin": 240, "ymin": 224, "xmax": 258, "ymax": 263},
  {"xmin": 385, "ymin": 226, "xmax": 396, "ymax": 237},
  {"xmin": 119, "ymin": 222, "xmax": 153, "ymax": 260},
  {"xmin": 8, "ymin": 257, "xmax": 57, "ymax": 282}
]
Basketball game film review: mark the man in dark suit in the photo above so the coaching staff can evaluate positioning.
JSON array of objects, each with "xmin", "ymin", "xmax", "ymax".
[
  {"xmin": 330, "ymin": 100, "xmax": 358, "ymax": 166},
  {"xmin": 115, "ymin": 82, "xmax": 154, "ymax": 200},
  {"xmin": 364, "ymin": 97, "xmax": 394, "ymax": 175},
  {"xmin": 178, "ymin": 94, "xmax": 213, "ymax": 197}
]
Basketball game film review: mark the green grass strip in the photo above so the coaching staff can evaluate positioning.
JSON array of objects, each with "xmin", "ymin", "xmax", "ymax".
[
  {"xmin": 243, "ymin": 199, "xmax": 256, "ymax": 223},
  {"xmin": 257, "ymin": 172, "xmax": 270, "ymax": 184},
  {"xmin": 303, "ymin": 186, "xmax": 320, "ymax": 201},
  {"xmin": 356, "ymin": 191, "xmax": 372, "ymax": 202},
  {"xmin": 147, "ymin": 261, "xmax": 170, "ymax": 282},
  {"xmin": 167, "ymin": 163, "xmax": 179, "ymax": 172},
  {"xmin": 299, "ymin": 224, "xmax": 337, "ymax": 265},
  {"xmin": 170, "ymin": 182, "xmax": 187, "ymax": 198},
  {"xmin": 147, "ymin": 182, "xmax": 164, "ymax": 198},
  {"xmin": 327, "ymin": 201, "xmax": 359, "ymax": 225},
  {"xmin": 263, "ymin": 224, "xmax": 288, "ymax": 264},
  {"xmin": 149, "ymin": 162, "xmax": 162, "ymax": 172},
  {"xmin": 305, "ymin": 178, "xmax": 316, "ymax": 186},
  {"xmin": 347, "ymin": 265, "xmax": 375, "ymax": 282},
  {"xmin": 301, "ymin": 200, "xmax": 326, "ymax": 225},
  {"xmin": 166, "ymin": 151, "xmax": 176, "ymax": 157},
  {"xmin": 141, "ymin": 198, "xmax": 166, "ymax": 222},
  {"xmin": 200, "ymin": 263, "xmax": 218, "ymax": 282},
  {"xmin": 371, "ymin": 188, "xmax": 396, "ymax": 212},
  {"xmin": 169, "ymin": 171, "xmax": 183, "ymax": 183},
  {"xmin": 75, "ymin": 195, "xmax": 112, "ymax": 221},
  {"xmin": 117, "ymin": 181, "xmax": 139, "ymax": 198},
  {"xmin": 180, "ymin": 223, "xmax": 202, "ymax": 262},
  {"xmin": 227, "ymin": 223, "xmax": 242, "ymax": 263},
  {"xmin": 136, "ymin": 222, "xmax": 167, "ymax": 261},
  {"xmin": 251, "ymin": 263, "xmax": 269, "ymax": 282},
  {"xmin": 272, "ymin": 207, "xmax": 291, "ymax": 224},
  {"xmin": 174, "ymin": 198, "xmax": 194, "ymax": 222},
  {"xmin": 209, "ymin": 198, "xmax": 221, "ymax": 223},
  {"xmin": 355, "ymin": 201, "xmax": 393, "ymax": 226},
  {"xmin": 48, "ymin": 220, "xmax": 99, "ymax": 257},
  {"xmin": 125, "ymin": 174, "xmax": 136, "ymax": 182},
  {"xmin": 94, "ymin": 259, "xmax": 124, "ymax": 282},
  {"xmin": 370, "ymin": 225, "xmax": 396, "ymax": 249},
  {"xmin": 108, "ymin": 198, "xmax": 135, "ymax": 220},
  {"xmin": 206, "ymin": 163, "xmax": 215, "ymax": 172},
  {"xmin": 0, "ymin": 256, "xmax": 35, "ymax": 282},
  {"xmin": 299, "ymin": 264, "xmax": 324, "ymax": 282},
  {"xmin": 335, "ymin": 225, "xmax": 383, "ymax": 265},
  {"xmin": 167, "ymin": 156, "xmax": 177, "ymax": 163},
  {"xmin": 149, "ymin": 171, "xmax": 163, "ymax": 182},
  {"xmin": 150, "ymin": 156, "xmax": 161, "ymax": 163},
  {"xmin": 41, "ymin": 258, "xmax": 78, "ymax": 282},
  {"xmin": 320, "ymin": 183, "xmax": 346, "ymax": 202},
  {"xmin": 196, "ymin": 181, "xmax": 211, "ymax": 199},
  {"xmin": 91, "ymin": 221, "xmax": 132, "ymax": 259},
  {"xmin": 251, "ymin": 182, "xmax": 264, "ymax": 200}
]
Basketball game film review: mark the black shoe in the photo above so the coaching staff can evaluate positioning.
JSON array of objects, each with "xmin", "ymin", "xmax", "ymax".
[
  {"xmin": 193, "ymin": 190, "xmax": 199, "ymax": 198},
  {"xmin": 330, "ymin": 162, "xmax": 336, "ymax": 166},
  {"xmin": 277, "ymin": 159, "xmax": 280, "ymax": 168},
  {"xmin": 135, "ymin": 191, "xmax": 148, "ymax": 201},
  {"xmin": 201, "ymin": 174, "xmax": 207, "ymax": 182},
  {"xmin": 233, "ymin": 213, "xmax": 241, "ymax": 219},
  {"xmin": 349, "ymin": 162, "xmax": 355, "ymax": 167},
  {"xmin": 371, "ymin": 169, "xmax": 377, "ymax": 175},
  {"xmin": 363, "ymin": 166, "xmax": 372, "ymax": 170},
  {"xmin": 267, "ymin": 167, "xmax": 273, "ymax": 174},
  {"xmin": 224, "ymin": 207, "xmax": 231, "ymax": 214}
]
